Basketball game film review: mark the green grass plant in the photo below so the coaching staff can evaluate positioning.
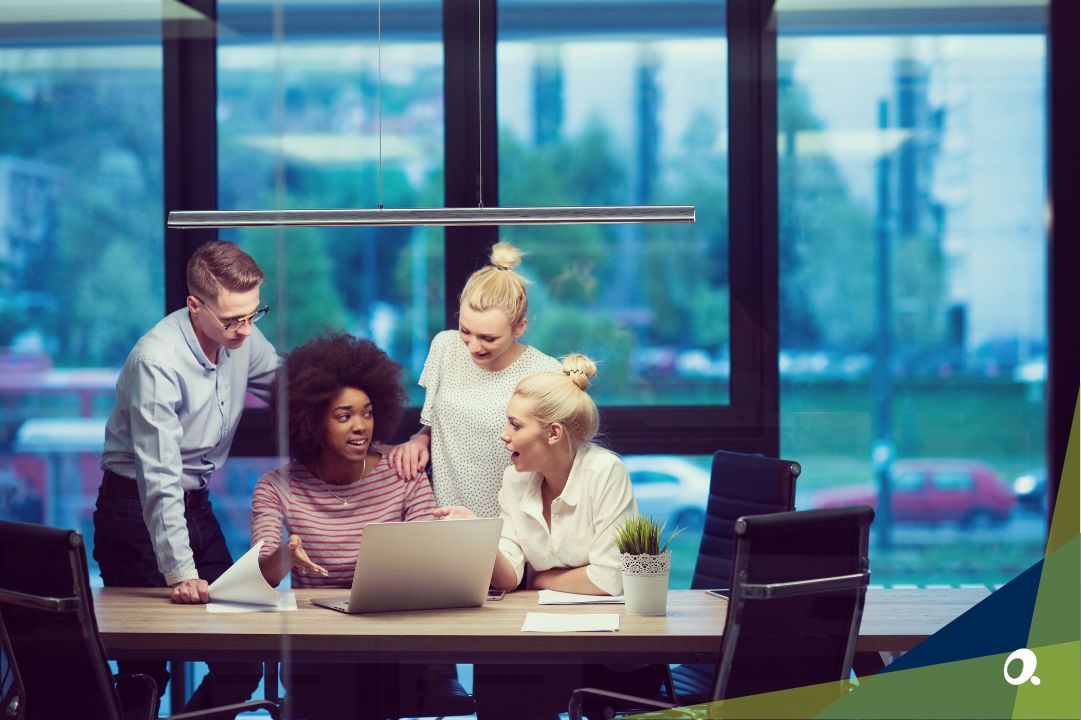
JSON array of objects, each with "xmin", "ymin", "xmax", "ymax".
[{"xmin": 613, "ymin": 514, "xmax": 685, "ymax": 555}]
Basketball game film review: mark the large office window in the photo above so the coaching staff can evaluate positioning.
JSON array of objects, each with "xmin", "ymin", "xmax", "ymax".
[
  {"xmin": 497, "ymin": 5, "xmax": 730, "ymax": 407},
  {"xmin": 0, "ymin": 29, "xmax": 163, "ymax": 571},
  {"xmin": 777, "ymin": 6, "xmax": 1049, "ymax": 586},
  {"xmin": 2, "ymin": 0, "xmax": 1061, "ymax": 604}
]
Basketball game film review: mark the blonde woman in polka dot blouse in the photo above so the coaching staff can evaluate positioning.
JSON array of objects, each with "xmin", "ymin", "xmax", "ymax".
[{"xmin": 387, "ymin": 241, "xmax": 560, "ymax": 518}]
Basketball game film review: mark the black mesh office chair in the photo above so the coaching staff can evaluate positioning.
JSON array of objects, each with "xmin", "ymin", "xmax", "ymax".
[
  {"xmin": 0, "ymin": 519, "xmax": 280, "ymax": 720},
  {"xmin": 569, "ymin": 506, "xmax": 874, "ymax": 719},
  {"xmin": 671, "ymin": 450, "xmax": 801, "ymax": 705}
]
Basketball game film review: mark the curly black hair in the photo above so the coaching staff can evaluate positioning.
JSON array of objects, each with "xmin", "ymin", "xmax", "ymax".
[{"xmin": 272, "ymin": 333, "xmax": 406, "ymax": 464}]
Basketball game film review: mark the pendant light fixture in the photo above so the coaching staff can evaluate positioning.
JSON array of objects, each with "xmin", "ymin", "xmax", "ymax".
[{"xmin": 167, "ymin": 1, "xmax": 694, "ymax": 231}]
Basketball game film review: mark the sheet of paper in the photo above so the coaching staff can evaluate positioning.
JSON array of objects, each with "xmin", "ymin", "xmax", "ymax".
[
  {"xmin": 207, "ymin": 540, "xmax": 281, "ymax": 606},
  {"xmin": 537, "ymin": 589, "xmax": 625, "ymax": 605},
  {"xmin": 521, "ymin": 612, "xmax": 620, "ymax": 633},
  {"xmin": 206, "ymin": 591, "xmax": 298, "ymax": 614}
]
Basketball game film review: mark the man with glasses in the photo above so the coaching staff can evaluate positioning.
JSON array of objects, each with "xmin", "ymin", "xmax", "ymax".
[{"xmin": 95, "ymin": 240, "xmax": 277, "ymax": 713}]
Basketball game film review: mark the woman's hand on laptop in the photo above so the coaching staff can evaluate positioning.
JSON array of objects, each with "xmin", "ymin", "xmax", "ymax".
[
  {"xmin": 288, "ymin": 534, "xmax": 329, "ymax": 577},
  {"xmin": 433, "ymin": 505, "xmax": 476, "ymax": 520}
]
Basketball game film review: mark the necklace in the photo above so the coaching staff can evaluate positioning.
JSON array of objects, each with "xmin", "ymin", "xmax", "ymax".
[{"xmin": 311, "ymin": 456, "xmax": 368, "ymax": 506}]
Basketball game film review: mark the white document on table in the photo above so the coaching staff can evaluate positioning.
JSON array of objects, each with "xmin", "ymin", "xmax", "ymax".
[
  {"xmin": 206, "ymin": 591, "xmax": 298, "ymax": 614},
  {"xmin": 207, "ymin": 540, "xmax": 283, "ymax": 609},
  {"xmin": 537, "ymin": 590, "xmax": 625, "ymax": 605},
  {"xmin": 521, "ymin": 612, "xmax": 620, "ymax": 633}
]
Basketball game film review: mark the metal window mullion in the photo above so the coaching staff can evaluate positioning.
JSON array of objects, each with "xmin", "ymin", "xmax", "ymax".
[
  {"xmin": 164, "ymin": 0, "xmax": 218, "ymax": 313},
  {"xmin": 727, "ymin": 0, "xmax": 780, "ymax": 457},
  {"xmin": 443, "ymin": 0, "xmax": 499, "ymax": 326}
]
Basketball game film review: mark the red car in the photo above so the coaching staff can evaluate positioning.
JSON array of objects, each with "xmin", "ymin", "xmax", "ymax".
[{"xmin": 812, "ymin": 459, "xmax": 1016, "ymax": 527}]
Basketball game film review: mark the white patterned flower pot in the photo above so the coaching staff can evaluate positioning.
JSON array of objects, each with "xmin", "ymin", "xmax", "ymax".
[{"xmin": 620, "ymin": 551, "xmax": 671, "ymax": 616}]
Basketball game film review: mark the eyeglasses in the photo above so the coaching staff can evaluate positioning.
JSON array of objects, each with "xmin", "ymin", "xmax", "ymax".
[{"xmin": 194, "ymin": 296, "xmax": 270, "ymax": 332}]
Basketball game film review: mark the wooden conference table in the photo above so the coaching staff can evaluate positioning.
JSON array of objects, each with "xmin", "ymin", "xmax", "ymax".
[{"xmin": 95, "ymin": 587, "xmax": 989, "ymax": 666}]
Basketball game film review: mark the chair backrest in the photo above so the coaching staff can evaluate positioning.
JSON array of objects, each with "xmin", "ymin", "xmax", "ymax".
[
  {"xmin": 712, "ymin": 506, "xmax": 873, "ymax": 702},
  {"xmin": 691, "ymin": 450, "xmax": 800, "ymax": 589},
  {"xmin": 0, "ymin": 519, "xmax": 123, "ymax": 720}
]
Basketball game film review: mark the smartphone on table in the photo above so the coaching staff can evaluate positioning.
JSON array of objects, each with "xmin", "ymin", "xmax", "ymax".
[{"xmin": 486, "ymin": 589, "xmax": 506, "ymax": 601}]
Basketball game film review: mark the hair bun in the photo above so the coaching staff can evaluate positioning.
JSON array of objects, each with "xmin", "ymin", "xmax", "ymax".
[
  {"xmin": 489, "ymin": 241, "xmax": 523, "ymax": 271},
  {"xmin": 561, "ymin": 353, "xmax": 597, "ymax": 391}
]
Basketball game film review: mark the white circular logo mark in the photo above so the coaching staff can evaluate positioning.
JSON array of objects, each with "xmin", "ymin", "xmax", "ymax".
[{"xmin": 1003, "ymin": 648, "xmax": 1040, "ymax": 686}]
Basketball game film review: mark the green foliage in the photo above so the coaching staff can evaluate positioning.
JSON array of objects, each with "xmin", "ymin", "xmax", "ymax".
[
  {"xmin": 637, "ymin": 110, "xmax": 729, "ymax": 348},
  {"xmin": 498, "ymin": 128, "xmax": 614, "ymax": 305},
  {"xmin": 524, "ymin": 301, "xmax": 636, "ymax": 400},
  {"xmin": 893, "ymin": 232, "xmax": 947, "ymax": 345},
  {"xmin": 780, "ymin": 379, "xmax": 1045, "ymax": 476},
  {"xmin": 70, "ymin": 242, "xmax": 160, "ymax": 365},
  {"xmin": 778, "ymin": 71, "xmax": 875, "ymax": 350},
  {"xmin": 0, "ymin": 66, "xmax": 164, "ymax": 366},
  {"xmin": 244, "ymin": 228, "xmax": 351, "ymax": 351},
  {"xmin": 612, "ymin": 514, "xmax": 685, "ymax": 556}
]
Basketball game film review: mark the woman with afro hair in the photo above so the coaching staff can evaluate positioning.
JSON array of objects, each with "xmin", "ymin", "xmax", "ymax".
[
  {"xmin": 250, "ymin": 333, "xmax": 438, "ymax": 718},
  {"xmin": 251, "ymin": 332, "xmax": 436, "ymax": 588}
]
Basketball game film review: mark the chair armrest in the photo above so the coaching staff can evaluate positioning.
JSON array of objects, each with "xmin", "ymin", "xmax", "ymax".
[
  {"xmin": 166, "ymin": 700, "xmax": 281, "ymax": 720},
  {"xmin": 568, "ymin": 687, "xmax": 678, "ymax": 720}
]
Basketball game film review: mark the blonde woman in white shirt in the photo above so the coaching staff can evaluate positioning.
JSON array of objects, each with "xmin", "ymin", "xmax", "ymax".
[
  {"xmin": 436, "ymin": 353, "xmax": 636, "ymax": 597},
  {"xmin": 387, "ymin": 241, "xmax": 560, "ymax": 517},
  {"xmin": 437, "ymin": 354, "xmax": 645, "ymax": 719}
]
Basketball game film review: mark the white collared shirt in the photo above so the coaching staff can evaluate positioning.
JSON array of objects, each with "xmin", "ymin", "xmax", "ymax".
[{"xmin": 497, "ymin": 443, "xmax": 637, "ymax": 596}]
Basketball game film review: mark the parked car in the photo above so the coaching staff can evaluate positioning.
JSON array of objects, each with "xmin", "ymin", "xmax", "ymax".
[
  {"xmin": 811, "ymin": 459, "xmax": 1016, "ymax": 528},
  {"xmin": 623, "ymin": 455, "xmax": 710, "ymax": 532},
  {"xmin": 1011, "ymin": 467, "xmax": 1048, "ymax": 513}
]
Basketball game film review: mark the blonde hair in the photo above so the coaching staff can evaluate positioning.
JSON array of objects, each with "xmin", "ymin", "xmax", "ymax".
[
  {"xmin": 513, "ymin": 354, "xmax": 599, "ymax": 449},
  {"xmin": 186, "ymin": 241, "xmax": 264, "ymax": 301},
  {"xmin": 459, "ymin": 241, "xmax": 530, "ymax": 327}
]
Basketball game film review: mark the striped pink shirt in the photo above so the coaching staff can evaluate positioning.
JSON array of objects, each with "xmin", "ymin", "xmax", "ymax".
[{"xmin": 251, "ymin": 454, "xmax": 437, "ymax": 588}]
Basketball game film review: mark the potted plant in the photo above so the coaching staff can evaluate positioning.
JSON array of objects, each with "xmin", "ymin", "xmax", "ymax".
[{"xmin": 612, "ymin": 514, "xmax": 684, "ymax": 616}]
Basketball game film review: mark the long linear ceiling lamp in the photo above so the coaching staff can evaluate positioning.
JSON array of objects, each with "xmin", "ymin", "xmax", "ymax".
[
  {"xmin": 169, "ymin": 206, "xmax": 694, "ymax": 228},
  {"xmin": 167, "ymin": 1, "xmax": 695, "ymax": 231}
]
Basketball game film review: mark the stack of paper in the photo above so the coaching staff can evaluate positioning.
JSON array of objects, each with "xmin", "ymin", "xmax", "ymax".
[
  {"xmin": 521, "ymin": 612, "xmax": 620, "ymax": 632},
  {"xmin": 537, "ymin": 590, "xmax": 625, "ymax": 605},
  {"xmin": 206, "ymin": 592, "xmax": 298, "ymax": 614}
]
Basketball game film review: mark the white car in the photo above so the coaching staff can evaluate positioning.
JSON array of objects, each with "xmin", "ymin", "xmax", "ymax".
[{"xmin": 623, "ymin": 455, "xmax": 711, "ymax": 532}]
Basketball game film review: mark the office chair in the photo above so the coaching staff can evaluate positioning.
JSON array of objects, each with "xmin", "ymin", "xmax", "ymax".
[
  {"xmin": 569, "ymin": 506, "xmax": 874, "ymax": 719},
  {"xmin": 387, "ymin": 663, "xmax": 475, "ymax": 720},
  {"xmin": 691, "ymin": 450, "xmax": 801, "ymax": 590},
  {"xmin": 0, "ymin": 519, "xmax": 280, "ymax": 720},
  {"xmin": 670, "ymin": 450, "xmax": 801, "ymax": 706}
]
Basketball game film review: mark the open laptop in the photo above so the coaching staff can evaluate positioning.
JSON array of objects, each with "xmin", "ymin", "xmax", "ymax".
[{"xmin": 311, "ymin": 517, "xmax": 502, "ymax": 614}]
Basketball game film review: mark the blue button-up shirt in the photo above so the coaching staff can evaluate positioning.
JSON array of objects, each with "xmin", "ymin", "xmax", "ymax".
[{"xmin": 101, "ymin": 307, "xmax": 279, "ymax": 585}]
